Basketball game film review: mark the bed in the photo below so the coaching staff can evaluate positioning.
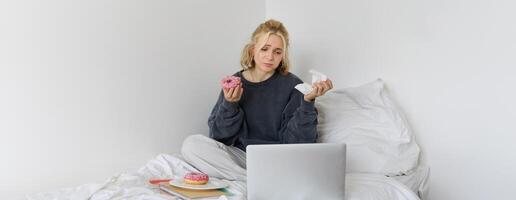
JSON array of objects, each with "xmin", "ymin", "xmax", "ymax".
[
  {"xmin": 23, "ymin": 79, "xmax": 428, "ymax": 200},
  {"xmin": 24, "ymin": 154, "xmax": 425, "ymax": 200}
]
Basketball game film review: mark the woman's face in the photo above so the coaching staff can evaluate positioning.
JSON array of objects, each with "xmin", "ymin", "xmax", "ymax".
[{"xmin": 253, "ymin": 34, "xmax": 284, "ymax": 73}]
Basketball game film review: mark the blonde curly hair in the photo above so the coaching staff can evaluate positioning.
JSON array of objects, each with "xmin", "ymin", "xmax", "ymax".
[{"xmin": 240, "ymin": 19, "xmax": 290, "ymax": 75}]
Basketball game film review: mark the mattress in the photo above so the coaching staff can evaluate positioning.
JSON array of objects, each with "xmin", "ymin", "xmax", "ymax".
[{"xmin": 23, "ymin": 154, "xmax": 421, "ymax": 200}]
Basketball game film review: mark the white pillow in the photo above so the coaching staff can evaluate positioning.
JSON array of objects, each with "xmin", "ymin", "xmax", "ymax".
[{"xmin": 316, "ymin": 79, "xmax": 420, "ymax": 176}]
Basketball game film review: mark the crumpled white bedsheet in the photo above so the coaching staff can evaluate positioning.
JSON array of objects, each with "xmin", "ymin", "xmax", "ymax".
[
  {"xmin": 391, "ymin": 165, "xmax": 430, "ymax": 200},
  {"xmin": 23, "ymin": 153, "xmax": 420, "ymax": 200}
]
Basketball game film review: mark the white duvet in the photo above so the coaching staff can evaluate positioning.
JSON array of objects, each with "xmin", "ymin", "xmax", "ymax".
[{"xmin": 24, "ymin": 154, "xmax": 420, "ymax": 200}]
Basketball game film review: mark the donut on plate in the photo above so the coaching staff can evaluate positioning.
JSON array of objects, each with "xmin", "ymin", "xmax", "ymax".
[{"xmin": 183, "ymin": 172, "xmax": 209, "ymax": 185}]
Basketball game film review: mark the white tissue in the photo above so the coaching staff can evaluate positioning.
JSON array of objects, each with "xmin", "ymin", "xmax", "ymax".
[
  {"xmin": 294, "ymin": 83, "xmax": 313, "ymax": 95},
  {"xmin": 309, "ymin": 69, "xmax": 327, "ymax": 84},
  {"xmin": 295, "ymin": 69, "xmax": 328, "ymax": 95}
]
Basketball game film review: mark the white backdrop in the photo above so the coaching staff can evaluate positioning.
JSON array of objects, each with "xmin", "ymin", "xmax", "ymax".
[
  {"xmin": 0, "ymin": 0, "xmax": 264, "ymax": 198},
  {"xmin": 267, "ymin": 0, "xmax": 516, "ymax": 199},
  {"xmin": 3, "ymin": 0, "xmax": 516, "ymax": 199}
]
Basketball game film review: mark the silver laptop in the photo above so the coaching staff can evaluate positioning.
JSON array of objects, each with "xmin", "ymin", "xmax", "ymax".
[{"xmin": 247, "ymin": 143, "xmax": 346, "ymax": 200}]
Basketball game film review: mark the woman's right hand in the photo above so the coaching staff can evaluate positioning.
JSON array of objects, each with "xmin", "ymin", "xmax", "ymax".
[{"xmin": 223, "ymin": 83, "xmax": 243, "ymax": 102}]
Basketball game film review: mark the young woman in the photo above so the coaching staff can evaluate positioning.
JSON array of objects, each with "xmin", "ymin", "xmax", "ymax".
[{"xmin": 181, "ymin": 19, "xmax": 333, "ymax": 181}]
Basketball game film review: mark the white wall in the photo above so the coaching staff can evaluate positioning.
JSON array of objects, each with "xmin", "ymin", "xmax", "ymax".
[
  {"xmin": 267, "ymin": 0, "xmax": 516, "ymax": 199},
  {"xmin": 0, "ymin": 0, "xmax": 264, "ymax": 198}
]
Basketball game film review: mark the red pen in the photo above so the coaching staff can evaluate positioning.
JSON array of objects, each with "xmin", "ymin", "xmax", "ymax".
[{"xmin": 148, "ymin": 178, "xmax": 172, "ymax": 185}]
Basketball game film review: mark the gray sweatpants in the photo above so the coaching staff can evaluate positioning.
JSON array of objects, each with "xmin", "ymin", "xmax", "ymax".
[{"xmin": 181, "ymin": 134, "xmax": 247, "ymax": 181}]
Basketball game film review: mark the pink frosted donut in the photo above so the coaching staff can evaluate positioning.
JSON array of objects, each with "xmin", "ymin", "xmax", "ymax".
[
  {"xmin": 221, "ymin": 76, "xmax": 241, "ymax": 89},
  {"xmin": 183, "ymin": 172, "xmax": 209, "ymax": 185}
]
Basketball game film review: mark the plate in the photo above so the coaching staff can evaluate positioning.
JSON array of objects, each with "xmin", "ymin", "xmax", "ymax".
[{"xmin": 169, "ymin": 178, "xmax": 229, "ymax": 190}]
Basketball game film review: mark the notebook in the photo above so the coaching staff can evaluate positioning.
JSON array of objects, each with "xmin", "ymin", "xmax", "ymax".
[{"xmin": 159, "ymin": 183, "xmax": 226, "ymax": 199}]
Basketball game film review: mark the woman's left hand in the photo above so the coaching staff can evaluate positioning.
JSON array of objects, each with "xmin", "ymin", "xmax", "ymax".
[{"xmin": 304, "ymin": 79, "xmax": 333, "ymax": 102}]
